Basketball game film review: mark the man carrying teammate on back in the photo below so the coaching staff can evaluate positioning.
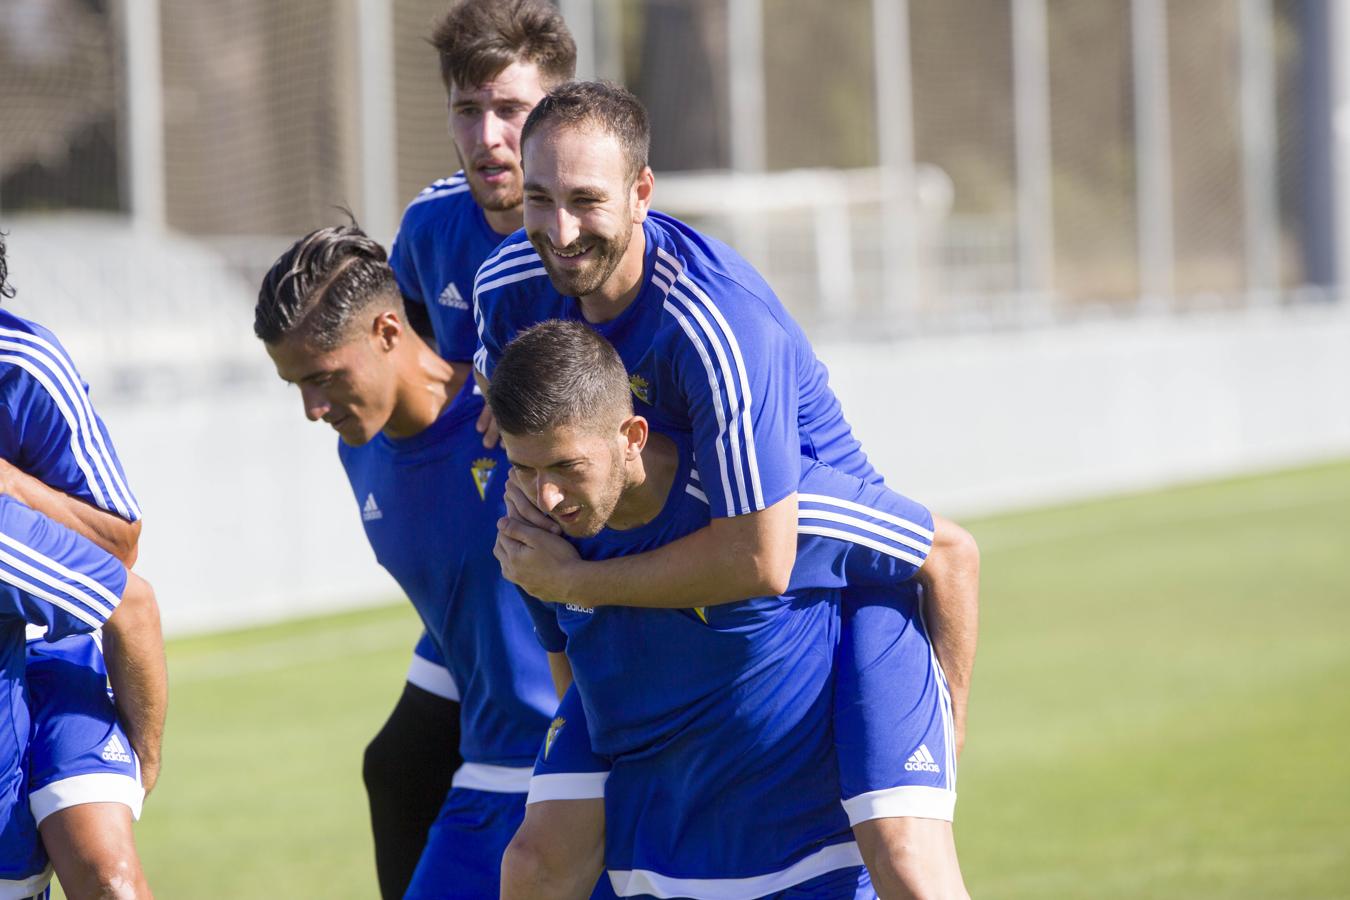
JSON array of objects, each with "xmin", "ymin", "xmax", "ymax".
[
  {"xmin": 473, "ymin": 82, "xmax": 979, "ymax": 897},
  {"xmin": 489, "ymin": 320, "xmax": 966, "ymax": 898},
  {"xmin": 0, "ymin": 231, "xmax": 167, "ymax": 899},
  {"xmin": 362, "ymin": 3, "xmax": 576, "ymax": 895}
]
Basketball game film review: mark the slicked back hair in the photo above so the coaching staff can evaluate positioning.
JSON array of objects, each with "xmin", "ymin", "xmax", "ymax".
[
  {"xmin": 254, "ymin": 224, "xmax": 401, "ymax": 349},
  {"xmin": 489, "ymin": 320, "xmax": 633, "ymax": 436},
  {"xmin": 0, "ymin": 231, "xmax": 13, "ymax": 300},
  {"xmin": 430, "ymin": 0, "xmax": 576, "ymax": 93},
  {"xmin": 521, "ymin": 80, "xmax": 650, "ymax": 184}
]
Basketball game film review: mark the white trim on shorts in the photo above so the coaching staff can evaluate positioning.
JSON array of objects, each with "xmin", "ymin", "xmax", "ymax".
[
  {"xmin": 29, "ymin": 772, "xmax": 145, "ymax": 825},
  {"xmin": 840, "ymin": 784, "xmax": 957, "ymax": 826},
  {"xmin": 450, "ymin": 762, "xmax": 532, "ymax": 793},
  {"xmin": 525, "ymin": 771, "xmax": 609, "ymax": 805},
  {"xmin": 405, "ymin": 654, "xmax": 460, "ymax": 701},
  {"xmin": 607, "ymin": 840, "xmax": 864, "ymax": 899},
  {"xmin": 0, "ymin": 865, "xmax": 52, "ymax": 900}
]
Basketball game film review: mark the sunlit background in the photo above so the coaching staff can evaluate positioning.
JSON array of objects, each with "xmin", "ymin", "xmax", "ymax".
[{"xmin": 2, "ymin": 1, "xmax": 1348, "ymax": 896}]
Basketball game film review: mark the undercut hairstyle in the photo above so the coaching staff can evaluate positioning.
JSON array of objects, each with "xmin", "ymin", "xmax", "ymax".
[
  {"xmin": 521, "ymin": 81, "xmax": 650, "ymax": 183},
  {"xmin": 489, "ymin": 320, "xmax": 633, "ymax": 436},
  {"xmin": 0, "ymin": 231, "xmax": 14, "ymax": 300},
  {"xmin": 254, "ymin": 224, "xmax": 402, "ymax": 349},
  {"xmin": 430, "ymin": 0, "xmax": 576, "ymax": 92}
]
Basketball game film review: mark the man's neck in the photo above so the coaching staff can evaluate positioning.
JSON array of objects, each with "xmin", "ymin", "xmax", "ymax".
[
  {"xmin": 607, "ymin": 431, "xmax": 678, "ymax": 531},
  {"xmin": 381, "ymin": 337, "xmax": 468, "ymax": 440},
  {"xmin": 483, "ymin": 204, "xmax": 523, "ymax": 237},
  {"xmin": 578, "ymin": 223, "xmax": 648, "ymax": 325}
]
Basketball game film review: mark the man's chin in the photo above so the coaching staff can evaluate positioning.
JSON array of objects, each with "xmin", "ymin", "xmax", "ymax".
[{"xmin": 467, "ymin": 179, "xmax": 523, "ymax": 215}]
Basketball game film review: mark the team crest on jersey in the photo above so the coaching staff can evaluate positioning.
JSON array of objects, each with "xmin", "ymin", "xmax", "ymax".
[
  {"xmin": 628, "ymin": 374, "xmax": 650, "ymax": 404},
  {"xmin": 543, "ymin": 716, "xmax": 566, "ymax": 760},
  {"xmin": 471, "ymin": 458, "xmax": 497, "ymax": 500}
]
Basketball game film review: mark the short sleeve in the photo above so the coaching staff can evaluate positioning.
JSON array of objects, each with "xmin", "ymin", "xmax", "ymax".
[
  {"xmin": 0, "ymin": 496, "xmax": 127, "ymax": 639},
  {"xmin": 528, "ymin": 683, "xmax": 611, "ymax": 804},
  {"xmin": 0, "ymin": 348, "xmax": 140, "ymax": 522},
  {"xmin": 517, "ymin": 588, "xmax": 568, "ymax": 653},
  {"xmin": 666, "ymin": 288, "xmax": 800, "ymax": 519},
  {"xmin": 793, "ymin": 461, "xmax": 935, "ymax": 590},
  {"xmin": 389, "ymin": 226, "xmax": 426, "ymax": 308}
]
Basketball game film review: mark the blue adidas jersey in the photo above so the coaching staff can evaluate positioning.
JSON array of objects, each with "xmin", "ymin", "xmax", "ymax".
[
  {"xmin": 474, "ymin": 211, "xmax": 879, "ymax": 521},
  {"xmin": 390, "ymin": 173, "xmax": 512, "ymax": 362},
  {"xmin": 519, "ymin": 435, "xmax": 932, "ymax": 886},
  {"xmin": 338, "ymin": 380, "xmax": 555, "ymax": 767},
  {"xmin": 0, "ymin": 309, "xmax": 141, "ymax": 522},
  {"xmin": 1, "ymin": 494, "xmax": 127, "ymax": 888}
]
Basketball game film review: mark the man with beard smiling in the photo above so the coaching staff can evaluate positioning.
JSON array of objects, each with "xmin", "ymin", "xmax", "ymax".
[
  {"xmin": 474, "ymin": 82, "xmax": 980, "ymax": 896},
  {"xmin": 369, "ymin": 3, "xmax": 576, "ymax": 896}
]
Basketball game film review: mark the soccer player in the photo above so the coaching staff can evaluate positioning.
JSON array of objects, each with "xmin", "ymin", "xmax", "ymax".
[
  {"xmin": 255, "ymin": 224, "xmax": 570, "ymax": 900},
  {"xmin": 473, "ymin": 82, "xmax": 979, "ymax": 894},
  {"xmin": 0, "ymin": 231, "xmax": 163, "ymax": 898},
  {"xmin": 367, "ymin": 3, "xmax": 576, "ymax": 893},
  {"xmin": 488, "ymin": 321, "xmax": 967, "ymax": 898}
]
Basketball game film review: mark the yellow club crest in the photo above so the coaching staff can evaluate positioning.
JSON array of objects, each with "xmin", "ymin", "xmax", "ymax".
[
  {"xmin": 629, "ymin": 373, "xmax": 651, "ymax": 404},
  {"xmin": 693, "ymin": 607, "xmax": 709, "ymax": 624},
  {"xmin": 543, "ymin": 716, "xmax": 566, "ymax": 760},
  {"xmin": 471, "ymin": 457, "xmax": 497, "ymax": 501}
]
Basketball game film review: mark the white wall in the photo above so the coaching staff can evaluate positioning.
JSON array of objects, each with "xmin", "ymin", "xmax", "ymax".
[{"xmin": 76, "ymin": 302, "xmax": 1350, "ymax": 636}]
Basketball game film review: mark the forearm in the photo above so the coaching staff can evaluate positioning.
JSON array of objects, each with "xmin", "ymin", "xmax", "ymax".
[
  {"xmin": 0, "ymin": 462, "xmax": 140, "ymax": 566},
  {"xmin": 102, "ymin": 574, "xmax": 168, "ymax": 791},
  {"xmin": 917, "ymin": 516, "xmax": 980, "ymax": 754},
  {"xmin": 563, "ymin": 495, "xmax": 798, "ymax": 608}
]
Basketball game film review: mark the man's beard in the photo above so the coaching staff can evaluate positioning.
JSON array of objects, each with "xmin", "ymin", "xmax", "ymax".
[
  {"xmin": 529, "ymin": 220, "xmax": 633, "ymax": 299},
  {"xmin": 466, "ymin": 168, "xmax": 523, "ymax": 213}
]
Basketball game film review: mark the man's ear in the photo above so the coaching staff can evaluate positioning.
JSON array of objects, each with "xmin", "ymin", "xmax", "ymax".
[
  {"xmin": 620, "ymin": 414, "xmax": 649, "ymax": 458},
  {"xmin": 372, "ymin": 308, "xmax": 403, "ymax": 351},
  {"xmin": 632, "ymin": 167, "xmax": 655, "ymax": 223}
]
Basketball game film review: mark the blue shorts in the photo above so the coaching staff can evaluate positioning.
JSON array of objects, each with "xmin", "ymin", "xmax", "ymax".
[
  {"xmin": 25, "ymin": 632, "xmax": 143, "ymax": 826},
  {"xmin": 403, "ymin": 787, "xmax": 527, "ymax": 900},
  {"xmin": 834, "ymin": 583, "xmax": 957, "ymax": 826}
]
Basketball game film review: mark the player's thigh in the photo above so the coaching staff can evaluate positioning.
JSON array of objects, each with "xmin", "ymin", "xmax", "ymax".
[
  {"xmin": 835, "ymin": 584, "xmax": 957, "ymax": 826},
  {"xmin": 404, "ymin": 788, "xmax": 527, "ymax": 900},
  {"xmin": 502, "ymin": 798, "xmax": 608, "ymax": 900},
  {"xmin": 851, "ymin": 817, "xmax": 966, "ymax": 900},
  {"xmin": 39, "ymin": 802, "xmax": 150, "ymax": 899}
]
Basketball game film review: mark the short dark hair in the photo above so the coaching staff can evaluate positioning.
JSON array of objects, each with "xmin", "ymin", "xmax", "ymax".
[
  {"xmin": 0, "ymin": 231, "xmax": 13, "ymax": 301},
  {"xmin": 489, "ymin": 320, "xmax": 633, "ymax": 436},
  {"xmin": 521, "ymin": 81, "xmax": 650, "ymax": 183},
  {"xmin": 430, "ymin": 0, "xmax": 576, "ymax": 92},
  {"xmin": 254, "ymin": 224, "xmax": 401, "ymax": 348}
]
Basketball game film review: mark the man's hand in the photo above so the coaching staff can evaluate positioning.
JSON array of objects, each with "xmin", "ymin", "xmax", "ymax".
[
  {"xmin": 503, "ymin": 471, "xmax": 562, "ymax": 534},
  {"xmin": 476, "ymin": 403, "xmax": 500, "ymax": 449},
  {"xmin": 494, "ymin": 517, "xmax": 582, "ymax": 603},
  {"xmin": 916, "ymin": 515, "xmax": 980, "ymax": 759}
]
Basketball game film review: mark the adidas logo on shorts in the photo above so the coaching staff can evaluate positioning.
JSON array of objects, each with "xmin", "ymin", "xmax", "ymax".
[
  {"xmin": 904, "ymin": 743, "xmax": 940, "ymax": 773},
  {"xmin": 102, "ymin": 734, "xmax": 133, "ymax": 764}
]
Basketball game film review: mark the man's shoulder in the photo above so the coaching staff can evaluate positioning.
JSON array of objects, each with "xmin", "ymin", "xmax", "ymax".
[
  {"xmin": 0, "ymin": 310, "xmax": 83, "ymax": 394},
  {"xmin": 396, "ymin": 174, "xmax": 476, "ymax": 235},
  {"xmin": 473, "ymin": 232, "xmax": 549, "ymax": 301},
  {"xmin": 647, "ymin": 212, "xmax": 785, "ymax": 322}
]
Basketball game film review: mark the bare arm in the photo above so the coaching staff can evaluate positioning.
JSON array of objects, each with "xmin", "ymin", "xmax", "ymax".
[
  {"xmin": 101, "ymin": 573, "xmax": 167, "ymax": 794},
  {"xmin": 0, "ymin": 459, "xmax": 141, "ymax": 567},
  {"xmin": 547, "ymin": 651, "xmax": 573, "ymax": 700},
  {"xmin": 915, "ymin": 515, "xmax": 980, "ymax": 757},
  {"xmin": 495, "ymin": 490, "xmax": 799, "ymax": 608}
]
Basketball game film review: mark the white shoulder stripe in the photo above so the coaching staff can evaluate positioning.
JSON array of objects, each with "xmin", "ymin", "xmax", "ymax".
[
  {"xmin": 662, "ymin": 301, "xmax": 736, "ymax": 516},
  {"xmin": 408, "ymin": 184, "xmax": 471, "ymax": 208},
  {"xmin": 0, "ymin": 529, "xmax": 121, "ymax": 613},
  {"xmin": 796, "ymin": 508, "xmax": 932, "ymax": 555},
  {"xmin": 0, "ymin": 343, "xmax": 138, "ymax": 520},
  {"xmin": 477, "ymin": 239, "xmax": 535, "ymax": 276},
  {"xmin": 796, "ymin": 524, "xmax": 927, "ymax": 569},
  {"xmin": 476, "ymin": 266, "xmax": 549, "ymax": 297},
  {"xmin": 798, "ymin": 494, "xmax": 934, "ymax": 540},
  {"xmin": 475, "ymin": 249, "xmax": 545, "ymax": 290},
  {"xmin": 0, "ymin": 328, "xmax": 139, "ymax": 517},
  {"xmin": 685, "ymin": 482, "xmax": 709, "ymax": 505}
]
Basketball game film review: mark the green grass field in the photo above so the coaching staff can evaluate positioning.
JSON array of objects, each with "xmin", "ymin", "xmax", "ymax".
[{"xmin": 65, "ymin": 460, "xmax": 1350, "ymax": 898}]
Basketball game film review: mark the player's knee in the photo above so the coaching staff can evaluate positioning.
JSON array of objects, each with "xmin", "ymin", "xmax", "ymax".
[
  {"xmin": 500, "ymin": 826, "xmax": 569, "ymax": 896},
  {"xmin": 361, "ymin": 726, "xmax": 399, "ymax": 794},
  {"xmin": 71, "ymin": 854, "xmax": 148, "ymax": 900}
]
